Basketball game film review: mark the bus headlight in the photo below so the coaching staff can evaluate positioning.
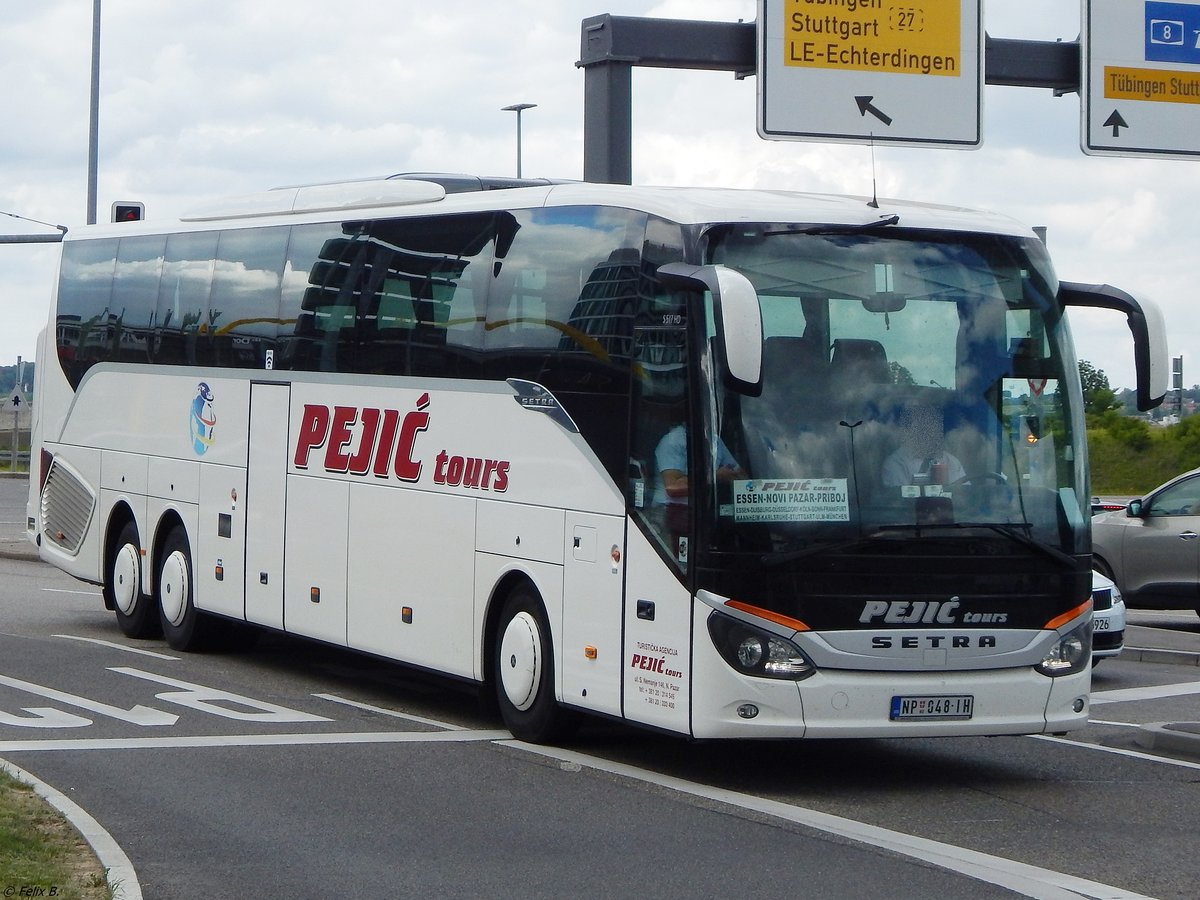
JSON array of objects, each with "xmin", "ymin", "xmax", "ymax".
[
  {"xmin": 1036, "ymin": 620, "xmax": 1092, "ymax": 677},
  {"xmin": 708, "ymin": 612, "xmax": 814, "ymax": 680}
]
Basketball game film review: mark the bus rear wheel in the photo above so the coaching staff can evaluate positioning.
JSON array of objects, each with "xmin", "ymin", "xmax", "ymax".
[
  {"xmin": 493, "ymin": 586, "xmax": 573, "ymax": 743},
  {"xmin": 107, "ymin": 521, "xmax": 160, "ymax": 639},
  {"xmin": 156, "ymin": 526, "xmax": 210, "ymax": 651}
]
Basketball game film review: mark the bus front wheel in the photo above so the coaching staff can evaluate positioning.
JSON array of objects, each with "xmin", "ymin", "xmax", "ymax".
[
  {"xmin": 493, "ymin": 586, "xmax": 573, "ymax": 743},
  {"xmin": 107, "ymin": 521, "xmax": 160, "ymax": 639}
]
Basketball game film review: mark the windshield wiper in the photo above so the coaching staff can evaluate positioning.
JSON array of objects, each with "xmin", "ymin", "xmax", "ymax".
[
  {"xmin": 762, "ymin": 523, "xmax": 1079, "ymax": 570},
  {"xmin": 874, "ymin": 521, "xmax": 1078, "ymax": 568},
  {"xmin": 761, "ymin": 538, "xmax": 871, "ymax": 569},
  {"xmin": 765, "ymin": 215, "xmax": 900, "ymax": 237}
]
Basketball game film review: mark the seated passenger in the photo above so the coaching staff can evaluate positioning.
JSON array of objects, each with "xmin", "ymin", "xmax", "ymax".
[{"xmin": 882, "ymin": 406, "xmax": 965, "ymax": 487}]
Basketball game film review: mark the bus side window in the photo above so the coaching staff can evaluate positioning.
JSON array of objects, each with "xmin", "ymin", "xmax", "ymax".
[
  {"xmin": 356, "ymin": 214, "xmax": 493, "ymax": 378},
  {"xmin": 210, "ymin": 226, "xmax": 289, "ymax": 370},
  {"xmin": 110, "ymin": 235, "xmax": 165, "ymax": 366},
  {"xmin": 155, "ymin": 231, "xmax": 219, "ymax": 368},
  {"xmin": 279, "ymin": 226, "xmax": 380, "ymax": 373},
  {"xmin": 56, "ymin": 238, "xmax": 119, "ymax": 387},
  {"xmin": 488, "ymin": 207, "xmax": 644, "ymax": 382}
]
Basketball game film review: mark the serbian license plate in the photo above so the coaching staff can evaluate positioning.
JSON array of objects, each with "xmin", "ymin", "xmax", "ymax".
[{"xmin": 890, "ymin": 694, "xmax": 974, "ymax": 721}]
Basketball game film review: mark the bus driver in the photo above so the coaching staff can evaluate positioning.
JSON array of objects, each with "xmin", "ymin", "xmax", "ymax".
[{"xmin": 881, "ymin": 405, "xmax": 965, "ymax": 487}]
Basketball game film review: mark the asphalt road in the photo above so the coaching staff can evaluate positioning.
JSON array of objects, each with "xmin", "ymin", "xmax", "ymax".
[
  {"xmin": 0, "ymin": 577, "xmax": 1024, "ymax": 900},
  {"xmin": 3, "ymin": 475, "xmax": 1200, "ymax": 899}
]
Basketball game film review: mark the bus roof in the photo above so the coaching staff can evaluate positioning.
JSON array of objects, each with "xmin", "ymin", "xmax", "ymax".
[{"xmin": 74, "ymin": 176, "xmax": 1037, "ymax": 242}]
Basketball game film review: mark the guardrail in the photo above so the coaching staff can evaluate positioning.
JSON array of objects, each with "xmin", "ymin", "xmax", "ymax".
[{"xmin": 3, "ymin": 450, "xmax": 30, "ymax": 472}]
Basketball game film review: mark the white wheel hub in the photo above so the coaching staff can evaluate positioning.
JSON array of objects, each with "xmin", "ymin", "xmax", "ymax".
[
  {"xmin": 159, "ymin": 550, "xmax": 190, "ymax": 627},
  {"xmin": 499, "ymin": 611, "xmax": 541, "ymax": 712},
  {"xmin": 112, "ymin": 543, "xmax": 141, "ymax": 615}
]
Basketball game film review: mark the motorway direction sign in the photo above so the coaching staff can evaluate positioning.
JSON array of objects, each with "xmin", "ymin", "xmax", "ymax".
[
  {"xmin": 1083, "ymin": 0, "xmax": 1200, "ymax": 158},
  {"xmin": 757, "ymin": 0, "xmax": 983, "ymax": 148}
]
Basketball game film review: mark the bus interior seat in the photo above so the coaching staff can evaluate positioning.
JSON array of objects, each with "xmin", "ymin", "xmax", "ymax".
[
  {"xmin": 761, "ymin": 335, "xmax": 827, "ymax": 397},
  {"xmin": 830, "ymin": 338, "xmax": 890, "ymax": 385},
  {"xmin": 830, "ymin": 338, "xmax": 892, "ymax": 421},
  {"xmin": 827, "ymin": 339, "xmax": 895, "ymax": 495},
  {"xmin": 740, "ymin": 336, "xmax": 839, "ymax": 481}
]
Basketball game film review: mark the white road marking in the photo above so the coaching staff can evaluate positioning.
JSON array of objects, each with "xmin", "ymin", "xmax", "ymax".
[
  {"xmin": 0, "ymin": 673, "xmax": 178, "ymax": 726},
  {"xmin": 313, "ymin": 693, "xmax": 468, "ymax": 730},
  {"xmin": 1032, "ymin": 733, "xmax": 1200, "ymax": 771},
  {"xmin": 111, "ymin": 667, "xmax": 330, "ymax": 724},
  {"xmin": 1090, "ymin": 680, "xmax": 1200, "ymax": 704},
  {"xmin": 41, "ymin": 587, "xmax": 102, "ymax": 596},
  {"xmin": 505, "ymin": 740, "xmax": 1156, "ymax": 900},
  {"xmin": 54, "ymin": 634, "xmax": 181, "ymax": 660},
  {"xmin": 0, "ymin": 730, "xmax": 510, "ymax": 753},
  {"xmin": 0, "ymin": 706, "xmax": 92, "ymax": 728}
]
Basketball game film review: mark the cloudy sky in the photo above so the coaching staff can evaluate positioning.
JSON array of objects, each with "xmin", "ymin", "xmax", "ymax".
[{"xmin": 0, "ymin": 0, "xmax": 1193, "ymax": 391}]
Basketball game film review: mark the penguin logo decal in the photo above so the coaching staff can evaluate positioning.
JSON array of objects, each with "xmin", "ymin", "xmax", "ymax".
[{"xmin": 190, "ymin": 382, "xmax": 216, "ymax": 455}]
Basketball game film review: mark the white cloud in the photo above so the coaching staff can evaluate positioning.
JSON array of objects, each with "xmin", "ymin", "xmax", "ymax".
[{"xmin": 0, "ymin": 0, "xmax": 1193, "ymax": 395}]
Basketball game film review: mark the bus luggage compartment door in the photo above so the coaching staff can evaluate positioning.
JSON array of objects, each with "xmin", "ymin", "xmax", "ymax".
[
  {"xmin": 245, "ymin": 382, "xmax": 289, "ymax": 630},
  {"xmin": 561, "ymin": 512, "xmax": 625, "ymax": 717}
]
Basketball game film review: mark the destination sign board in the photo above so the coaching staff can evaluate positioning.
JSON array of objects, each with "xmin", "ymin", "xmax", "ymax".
[
  {"xmin": 1083, "ymin": 0, "xmax": 1200, "ymax": 158},
  {"xmin": 757, "ymin": 0, "xmax": 983, "ymax": 148}
]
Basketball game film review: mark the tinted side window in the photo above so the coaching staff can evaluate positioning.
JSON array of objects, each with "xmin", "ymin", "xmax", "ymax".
[
  {"xmin": 276, "ymin": 222, "xmax": 357, "ymax": 372},
  {"xmin": 111, "ymin": 236, "xmax": 166, "ymax": 365},
  {"xmin": 210, "ymin": 226, "xmax": 289, "ymax": 369},
  {"xmin": 356, "ymin": 214, "xmax": 494, "ymax": 378},
  {"xmin": 56, "ymin": 239, "xmax": 118, "ymax": 387},
  {"xmin": 1147, "ymin": 478, "xmax": 1200, "ymax": 517},
  {"xmin": 488, "ymin": 206, "xmax": 646, "ymax": 393},
  {"xmin": 155, "ymin": 231, "xmax": 219, "ymax": 367}
]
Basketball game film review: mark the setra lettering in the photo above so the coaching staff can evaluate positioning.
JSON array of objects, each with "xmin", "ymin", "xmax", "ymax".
[{"xmin": 871, "ymin": 634, "xmax": 998, "ymax": 650}]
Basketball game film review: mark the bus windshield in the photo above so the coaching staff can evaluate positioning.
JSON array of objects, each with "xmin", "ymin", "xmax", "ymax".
[{"xmin": 703, "ymin": 226, "xmax": 1087, "ymax": 561}]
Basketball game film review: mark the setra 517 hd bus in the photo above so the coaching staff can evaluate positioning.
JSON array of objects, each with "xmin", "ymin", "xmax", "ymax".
[{"xmin": 27, "ymin": 174, "xmax": 1167, "ymax": 742}]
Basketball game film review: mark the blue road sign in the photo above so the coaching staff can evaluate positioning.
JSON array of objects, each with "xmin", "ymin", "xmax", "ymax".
[{"xmin": 1146, "ymin": 1, "xmax": 1200, "ymax": 65}]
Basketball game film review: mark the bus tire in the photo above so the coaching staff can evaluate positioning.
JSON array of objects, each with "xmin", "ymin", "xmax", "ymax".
[
  {"xmin": 156, "ymin": 526, "xmax": 210, "ymax": 651},
  {"xmin": 108, "ymin": 521, "xmax": 160, "ymax": 639},
  {"xmin": 493, "ymin": 585, "xmax": 573, "ymax": 743}
]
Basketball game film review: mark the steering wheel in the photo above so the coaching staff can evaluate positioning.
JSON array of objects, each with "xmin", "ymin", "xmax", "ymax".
[{"xmin": 951, "ymin": 471, "xmax": 1007, "ymax": 486}]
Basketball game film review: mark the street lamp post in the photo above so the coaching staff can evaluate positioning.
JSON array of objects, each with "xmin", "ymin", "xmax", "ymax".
[
  {"xmin": 87, "ymin": 0, "xmax": 101, "ymax": 224},
  {"xmin": 501, "ymin": 103, "xmax": 537, "ymax": 178}
]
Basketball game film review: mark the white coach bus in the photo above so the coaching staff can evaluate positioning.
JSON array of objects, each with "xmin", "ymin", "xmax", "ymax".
[{"xmin": 27, "ymin": 174, "xmax": 1166, "ymax": 742}]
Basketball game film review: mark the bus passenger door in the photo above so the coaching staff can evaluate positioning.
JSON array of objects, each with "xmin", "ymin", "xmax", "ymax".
[
  {"xmin": 561, "ymin": 512, "xmax": 625, "ymax": 717},
  {"xmin": 619, "ymin": 313, "xmax": 694, "ymax": 736},
  {"xmin": 245, "ymin": 382, "xmax": 289, "ymax": 630}
]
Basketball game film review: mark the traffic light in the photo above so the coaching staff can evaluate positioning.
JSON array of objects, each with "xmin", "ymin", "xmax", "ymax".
[{"xmin": 111, "ymin": 201, "xmax": 145, "ymax": 222}]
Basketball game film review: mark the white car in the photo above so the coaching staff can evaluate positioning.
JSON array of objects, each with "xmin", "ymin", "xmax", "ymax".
[{"xmin": 1091, "ymin": 569, "xmax": 1126, "ymax": 663}]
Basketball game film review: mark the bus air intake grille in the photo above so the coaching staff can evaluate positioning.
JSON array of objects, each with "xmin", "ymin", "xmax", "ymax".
[{"xmin": 41, "ymin": 461, "xmax": 95, "ymax": 555}]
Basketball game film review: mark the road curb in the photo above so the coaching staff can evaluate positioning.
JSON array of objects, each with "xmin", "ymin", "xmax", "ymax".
[
  {"xmin": 1122, "ymin": 646, "xmax": 1200, "ymax": 668},
  {"xmin": 0, "ymin": 542, "xmax": 39, "ymax": 563},
  {"xmin": 0, "ymin": 757, "xmax": 142, "ymax": 900},
  {"xmin": 1134, "ymin": 722, "xmax": 1200, "ymax": 762}
]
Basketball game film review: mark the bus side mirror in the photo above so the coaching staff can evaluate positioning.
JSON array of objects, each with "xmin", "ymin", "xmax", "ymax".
[
  {"xmin": 1059, "ymin": 281, "xmax": 1168, "ymax": 411},
  {"xmin": 656, "ymin": 263, "xmax": 763, "ymax": 396}
]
